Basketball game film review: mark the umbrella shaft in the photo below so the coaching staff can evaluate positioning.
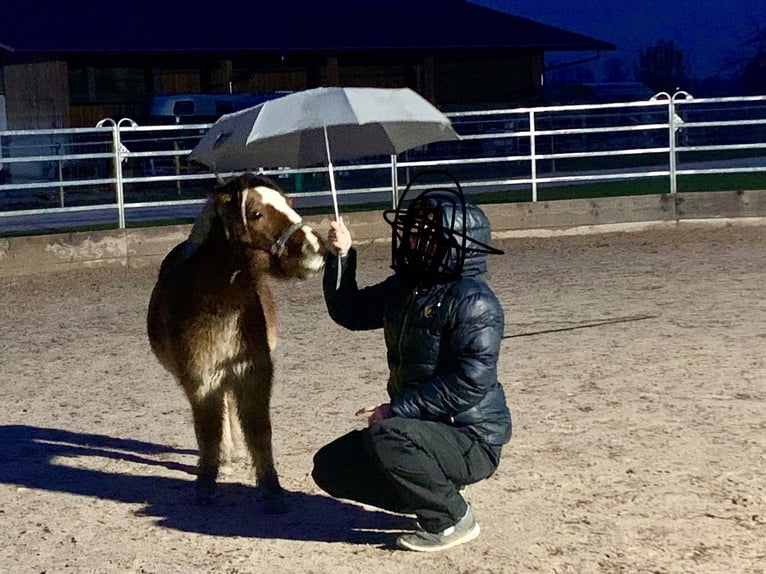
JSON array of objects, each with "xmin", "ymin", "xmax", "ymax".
[{"xmin": 323, "ymin": 125, "xmax": 340, "ymax": 222}]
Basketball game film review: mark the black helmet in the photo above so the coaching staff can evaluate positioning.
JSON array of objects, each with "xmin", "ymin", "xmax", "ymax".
[{"xmin": 383, "ymin": 171, "xmax": 503, "ymax": 283}]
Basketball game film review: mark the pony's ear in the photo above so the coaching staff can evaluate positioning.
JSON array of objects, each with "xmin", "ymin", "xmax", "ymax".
[
  {"xmin": 188, "ymin": 199, "xmax": 218, "ymax": 246},
  {"xmin": 209, "ymin": 187, "xmax": 234, "ymax": 206},
  {"xmin": 211, "ymin": 173, "xmax": 242, "ymax": 197}
]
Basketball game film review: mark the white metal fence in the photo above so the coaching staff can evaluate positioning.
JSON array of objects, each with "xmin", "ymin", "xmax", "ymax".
[{"xmin": 1, "ymin": 91, "xmax": 765, "ymax": 235}]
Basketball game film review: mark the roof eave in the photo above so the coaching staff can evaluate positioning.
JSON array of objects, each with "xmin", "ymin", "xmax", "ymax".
[{"xmin": 0, "ymin": 43, "xmax": 615, "ymax": 56}]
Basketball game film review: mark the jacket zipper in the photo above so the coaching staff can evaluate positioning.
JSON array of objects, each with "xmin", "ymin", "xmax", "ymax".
[{"xmin": 394, "ymin": 288, "xmax": 419, "ymax": 393}]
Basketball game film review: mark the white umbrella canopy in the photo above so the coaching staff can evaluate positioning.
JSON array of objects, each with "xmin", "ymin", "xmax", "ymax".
[
  {"xmin": 188, "ymin": 104, "xmax": 267, "ymax": 173},
  {"xmin": 189, "ymin": 86, "xmax": 460, "ymax": 173},
  {"xmin": 189, "ymin": 86, "xmax": 460, "ymax": 288}
]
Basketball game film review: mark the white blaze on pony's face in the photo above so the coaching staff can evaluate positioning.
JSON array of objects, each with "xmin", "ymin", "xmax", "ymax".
[
  {"xmin": 250, "ymin": 185, "xmax": 326, "ymax": 278},
  {"xmin": 255, "ymin": 186, "xmax": 300, "ymax": 225}
]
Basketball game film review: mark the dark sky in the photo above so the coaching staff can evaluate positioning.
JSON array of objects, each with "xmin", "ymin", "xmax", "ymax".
[{"xmin": 470, "ymin": 0, "xmax": 765, "ymax": 78}]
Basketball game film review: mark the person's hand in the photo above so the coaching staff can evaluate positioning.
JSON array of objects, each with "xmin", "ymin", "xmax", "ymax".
[
  {"xmin": 355, "ymin": 403, "xmax": 393, "ymax": 426},
  {"xmin": 328, "ymin": 217, "xmax": 352, "ymax": 256}
]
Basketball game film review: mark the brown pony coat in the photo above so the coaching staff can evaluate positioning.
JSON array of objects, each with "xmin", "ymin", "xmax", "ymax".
[{"xmin": 147, "ymin": 174, "xmax": 325, "ymax": 510}]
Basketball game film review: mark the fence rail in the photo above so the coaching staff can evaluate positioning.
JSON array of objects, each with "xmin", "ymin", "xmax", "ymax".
[{"xmin": 1, "ymin": 91, "xmax": 765, "ymax": 235}]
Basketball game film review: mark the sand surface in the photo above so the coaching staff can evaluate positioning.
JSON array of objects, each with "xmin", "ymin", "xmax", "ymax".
[{"xmin": 1, "ymin": 223, "xmax": 764, "ymax": 573}]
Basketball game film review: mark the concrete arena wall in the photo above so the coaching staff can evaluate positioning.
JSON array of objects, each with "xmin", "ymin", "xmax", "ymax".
[{"xmin": 1, "ymin": 190, "xmax": 764, "ymax": 277}]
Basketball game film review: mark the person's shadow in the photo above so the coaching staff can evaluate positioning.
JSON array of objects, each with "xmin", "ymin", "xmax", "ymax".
[{"xmin": 0, "ymin": 425, "xmax": 409, "ymax": 546}]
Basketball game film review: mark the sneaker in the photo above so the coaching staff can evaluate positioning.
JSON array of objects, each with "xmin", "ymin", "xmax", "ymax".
[{"xmin": 396, "ymin": 506, "xmax": 480, "ymax": 552}]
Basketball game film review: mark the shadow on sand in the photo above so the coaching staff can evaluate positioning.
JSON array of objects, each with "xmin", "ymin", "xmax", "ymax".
[{"xmin": 0, "ymin": 425, "xmax": 408, "ymax": 547}]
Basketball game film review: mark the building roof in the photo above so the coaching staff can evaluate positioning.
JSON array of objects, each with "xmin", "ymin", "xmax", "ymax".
[{"xmin": 0, "ymin": 0, "xmax": 614, "ymax": 55}]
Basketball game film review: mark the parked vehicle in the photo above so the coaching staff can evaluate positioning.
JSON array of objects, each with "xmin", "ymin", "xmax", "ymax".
[{"xmin": 148, "ymin": 92, "xmax": 291, "ymax": 124}]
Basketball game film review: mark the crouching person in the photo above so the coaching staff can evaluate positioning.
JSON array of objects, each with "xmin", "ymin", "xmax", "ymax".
[{"xmin": 312, "ymin": 183, "xmax": 512, "ymax": 552}]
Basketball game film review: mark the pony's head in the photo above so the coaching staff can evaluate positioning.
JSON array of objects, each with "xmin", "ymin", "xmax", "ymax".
[{"xmin": 210, "ymin": 173, "xmax": 326, "ymax": 279}]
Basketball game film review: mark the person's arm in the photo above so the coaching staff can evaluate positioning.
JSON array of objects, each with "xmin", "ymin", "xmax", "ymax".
[
  {"xmin": 321, "ymin": 218, "xmax": 393, "ymax": 331},
  {"xmin": 390, "ymin": 285, "xmax": 504, "ymax": 420}
]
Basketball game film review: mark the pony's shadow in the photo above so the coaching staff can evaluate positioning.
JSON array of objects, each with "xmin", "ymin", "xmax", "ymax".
[{"xmin": 0, "ymin": 425, "xmax": 408, "ymax": 546}]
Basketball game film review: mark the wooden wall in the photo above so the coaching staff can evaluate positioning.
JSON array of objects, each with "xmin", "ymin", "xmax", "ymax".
[
  {"xmin": 1, "ymin": 50, "xmax": 545, "ymax": 128},
  {"xmin": 435, "ymin": 54, "xmax": 544, "ymax": 105},
  {"xmin": 3, "ymin": 60, "xmax": 70, "ymax": 128}
]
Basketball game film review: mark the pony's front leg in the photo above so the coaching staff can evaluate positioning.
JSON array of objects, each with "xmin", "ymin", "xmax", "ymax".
[
  {"xmin": 235, "ymin": 363, "xmax": 286, "ymax": 513},
  {"xmin": 188, "ymin": 386, "xmax": 225, "ymax": 505}
]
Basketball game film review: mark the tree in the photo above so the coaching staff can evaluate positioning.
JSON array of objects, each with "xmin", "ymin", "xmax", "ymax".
[
  {"xmin": 634, "ymin": 40, "xmax": 688, "ymax": 94},
  {"xmin": 739, "ymin": 24, "xmax": 766, "ymax": 95}
]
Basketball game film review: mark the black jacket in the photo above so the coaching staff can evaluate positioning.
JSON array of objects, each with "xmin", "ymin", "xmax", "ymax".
[{"xmin": 322, "ymin": 211, "xmax": 512, "ymax": 446}]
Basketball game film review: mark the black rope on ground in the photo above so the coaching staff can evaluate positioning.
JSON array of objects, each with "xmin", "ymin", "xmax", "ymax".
[{"xmin": 502, "ymin": 314, "xmax": 659, "ymax": 339}]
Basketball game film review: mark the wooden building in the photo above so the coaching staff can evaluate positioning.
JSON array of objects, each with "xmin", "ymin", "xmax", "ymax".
[{"xmin": 0, "ymin": 0, "xmax": 613, "ymax": 129}]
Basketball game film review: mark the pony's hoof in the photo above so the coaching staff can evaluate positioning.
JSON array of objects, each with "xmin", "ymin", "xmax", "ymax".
[
  {"xmin": 262, "ymin": 483, "xmax": 287, "ymax": 514},
  {"xmin": 195, "ymin": 477, "xmax": 218, "ymax": 505}
]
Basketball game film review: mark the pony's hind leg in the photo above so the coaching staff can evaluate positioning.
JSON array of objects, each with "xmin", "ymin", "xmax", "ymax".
[
  {"xmin": 188, "ymin": 387, "xmax": 226, "ymax": 504},
  {"xmin": 220, "ymin": 391, "xmax": 246, "ymax": 466},
  {"xmin": 234, "ymin": 366, "xmax": 285, "ymax": 513}
]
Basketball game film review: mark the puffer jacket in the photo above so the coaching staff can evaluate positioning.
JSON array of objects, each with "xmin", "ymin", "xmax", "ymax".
[{"xmin": 322, "ymin": 204, "xmax": 512, "ymax": 446}]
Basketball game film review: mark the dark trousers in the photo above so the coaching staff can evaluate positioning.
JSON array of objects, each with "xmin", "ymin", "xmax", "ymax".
[{"xmin": 311, "ymin": 417, "xmax": 501, "ymax": 533}]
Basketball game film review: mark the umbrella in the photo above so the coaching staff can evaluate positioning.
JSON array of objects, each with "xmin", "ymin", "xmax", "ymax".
[{"xmin": 189, "ymin": 86, "xmax": 460, "ymax": 219}]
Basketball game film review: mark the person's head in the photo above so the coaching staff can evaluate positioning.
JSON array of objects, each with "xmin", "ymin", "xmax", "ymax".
[{"xmin": 384, "ymin": 172, "xmax": 503, "ymax": 283}]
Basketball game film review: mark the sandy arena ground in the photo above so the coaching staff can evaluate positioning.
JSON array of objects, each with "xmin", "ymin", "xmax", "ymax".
[{"xmin": 0, "ymin": 222, "xmax": 764, "ymax": 573}]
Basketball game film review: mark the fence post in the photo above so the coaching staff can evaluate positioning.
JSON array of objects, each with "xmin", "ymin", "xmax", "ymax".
[
  {"xmin": 390, "ymin": 154, "xmax": 399, "ymax": 208},
  {"xmin": 96, "ymin": 117, "xmax": 137, "ymax": 229},
  {"xmin": 96, "ymin": 118, "xmax": 125, "ymax": 228},
  {"xmin": 113, "ymin": 124, "xmax": 127, "ymax": 228},
  {"xmin": 652, "ymin": 91, "xmax": 692, "ymax": 194},
  {"xmin": 55, "ymin": 141, "xmax": 64, "ymax": 208},
  {"xmin": 528, "ymin": 109, "xmax": 538, "ymax": 202},
  {"xmin": 670, "ymin": 91, "xmax": 692, "ymax": 195},
  {"xmin": 668, "ymin": 96, "xmax": 678, "ymax": 195},
  {"xmin": 650, "ymin": 92, "xmax": 673, "ymax": 193}
]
